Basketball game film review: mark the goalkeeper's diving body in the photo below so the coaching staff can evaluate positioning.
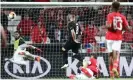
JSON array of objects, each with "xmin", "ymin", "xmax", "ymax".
[
  {"xmin": 61, "ymin": 14, "xmax": 83, "ymax": 69},
  {"xmin": 5, "ymin": 31, "xmax": 42, "ymax": 65},
  {"xmin": 69, "ymin": 55, "xmax": 99, "ymax": 80}
]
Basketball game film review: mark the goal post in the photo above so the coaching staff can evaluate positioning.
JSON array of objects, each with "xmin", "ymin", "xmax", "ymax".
[{"xmin": 1, "ymin": 2, "xmax": 133, "ymax": 79}]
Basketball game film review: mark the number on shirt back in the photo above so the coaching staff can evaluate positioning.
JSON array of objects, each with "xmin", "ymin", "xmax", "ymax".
[
  {"xmin": 76, "ymin": 23, "xmax": 79, "ymax": 34},
  {"xmin": 113, "ymin": 16, "xmax": 123, "ymax": 30},
  {"xmin": 75, "ymin": 23, "xmax": 81, "ymax": 43}
]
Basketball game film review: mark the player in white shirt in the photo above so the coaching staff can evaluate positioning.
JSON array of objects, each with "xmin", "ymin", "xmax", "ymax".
[{"xmin": 5, "ymin": 44, "xmax": 42, "ymax": 65}]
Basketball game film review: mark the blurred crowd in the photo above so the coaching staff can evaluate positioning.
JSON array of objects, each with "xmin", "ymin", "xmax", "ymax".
[{"xmin": 1, "ymin": 5, "xmax": 133, "ymax": 51}]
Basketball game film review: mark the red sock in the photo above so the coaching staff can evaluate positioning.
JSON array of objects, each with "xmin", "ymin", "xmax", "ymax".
[
  {"xmin": 81, "ymin": 68, "xmax": 92, "ymax": 77},
  {"xmin": 109, "ymin": 64, "xmax": 114, "ymax": 77}
]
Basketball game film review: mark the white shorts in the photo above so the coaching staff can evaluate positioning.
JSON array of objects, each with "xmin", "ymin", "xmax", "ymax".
[
  {"xmin": 12, "ymin": 50, "xmax": 30, "ymax": 65},
  {"xmin": 106, "ymin": 40, "xmax": 122, "ymax": 53}
]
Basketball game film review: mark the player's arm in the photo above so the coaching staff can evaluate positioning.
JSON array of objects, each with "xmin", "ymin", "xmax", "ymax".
[
  {"xmin": 28, "ymin": 44, "xmax": 42, "ymax": 52},
  {"xmin": 1, "ymin": 26, "xmax": 7, "ymax": 47},
  {"xmin": 105, "ymin": 14, "xmax": 112, "ymax": 29},
  {"xmin": 19, "ymin": 44, "xmax": 42, "ymax": 52},
  {"xmin": 125, "ymin": 22, "xmax": 132, "ymax": 32},
  {"xmin": 126, "ymin": 26, "xmax": 132, "ymax": 32}
]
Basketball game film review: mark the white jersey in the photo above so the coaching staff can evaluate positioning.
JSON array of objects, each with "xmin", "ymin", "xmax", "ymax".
[{"xmin": 11, "ymin": 44, "xmax": 35, "ymax": 65}]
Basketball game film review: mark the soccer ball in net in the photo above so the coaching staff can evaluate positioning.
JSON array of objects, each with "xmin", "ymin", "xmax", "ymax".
[{"xmin": 8, "ymin": 11, "xmax": 16, "ymax": 19}]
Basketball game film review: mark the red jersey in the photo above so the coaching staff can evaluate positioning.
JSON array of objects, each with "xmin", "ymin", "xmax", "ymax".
[
  {"xmin": 106, "ymin": 12, "xmax": 128, "ymax": 40},
  {"xmin": 87, "ymin": 57, "xmax": 98, "ymax": 74}
]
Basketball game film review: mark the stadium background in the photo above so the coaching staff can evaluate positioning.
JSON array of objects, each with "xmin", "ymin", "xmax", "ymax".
[{"xmin": 1, "ymin": 0, "xmax": 133, "ymax": 79}]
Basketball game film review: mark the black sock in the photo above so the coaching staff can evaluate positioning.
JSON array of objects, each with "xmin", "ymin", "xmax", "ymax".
[
  {"xmin": 77, "ymin": 61, "xmax": 82, "ymax": 74},
  {"xmin": 77, "ymin": 68, "xmax": 81, "ymax": 74}
]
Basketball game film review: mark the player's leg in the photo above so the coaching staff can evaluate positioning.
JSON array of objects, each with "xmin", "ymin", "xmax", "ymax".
[
  {"xmin": 6, "ymin": 51, "xmax": 27, "ymax": 65},
  {"xmin": 80, "ymin": 67, "xmax": 94, "ymax": 79},
  {"xmin": 24, "ymin": 51, "xmax": 40, "ymax": 62},
  {"xmin": 69, "ymin": 67, "xmax": 95, "ymax": 80},
  {"xmin": 109, "ymin": 53, "xmax": 114, "ymax": 79},
  {"xmin": 72, "ymin": 43, "xmax": 83, "ymax": 74},
  {"xmin": 106, "ymin": 40, "xmax": 114, "ymax": 79},
  {"xmin": 72, "ymin": 43, "xmax": 82, "ymax": 61},
  {"xmin": 6, "ymin": 58, "xmax": 27, "ymax": 65},
  {"xmin": 117, "ymin": 59, "xmax": 120, "ymax": 76},
  {"xmin": 112, "ymin": 40, "xmax": 122, "ymax": 78},
  {"xmin": 112, "ymin": 50, "xmax": 119, "ymax": 78},
  {"xmin": 61, "ymin": 41, "xmax": 71, "ymax": 69}
]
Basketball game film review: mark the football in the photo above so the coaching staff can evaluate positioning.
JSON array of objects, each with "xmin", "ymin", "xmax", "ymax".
[{"xmin": 8, "ymin": 11, "xmax": 16, "ymax": 19}]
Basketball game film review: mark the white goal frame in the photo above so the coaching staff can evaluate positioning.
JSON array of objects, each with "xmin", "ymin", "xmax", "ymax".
[{"xmin": 1, "ymin": 2, "xmax": 133, "ymax": 8}]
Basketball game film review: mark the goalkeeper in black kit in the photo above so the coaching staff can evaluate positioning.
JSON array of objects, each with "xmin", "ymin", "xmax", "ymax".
[{"xmin": 61, "ymin": 14, "xmax": 82, "ymax": 69}]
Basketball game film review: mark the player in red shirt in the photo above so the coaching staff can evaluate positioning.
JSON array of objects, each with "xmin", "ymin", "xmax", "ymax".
[
  {"xmin": 69, "ymin": 55, "xmax": 99, "ymax": 80},
  {"xmin": 105, "ymin": 1, "xmax": 131, "ymax": 79}
]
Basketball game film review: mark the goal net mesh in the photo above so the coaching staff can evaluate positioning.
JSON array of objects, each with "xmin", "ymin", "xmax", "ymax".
[{"xmin": 1, "ymin": 2, "xmax": 133, "ymax": 79}]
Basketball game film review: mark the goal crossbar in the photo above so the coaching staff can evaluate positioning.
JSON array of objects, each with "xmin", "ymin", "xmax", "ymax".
[{"xmin": 1, "ymin": 2, "xmax": 133, "ymax": 8}]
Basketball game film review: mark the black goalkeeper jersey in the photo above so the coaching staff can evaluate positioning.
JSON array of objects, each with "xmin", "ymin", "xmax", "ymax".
[{"xmin": 68, "ymin": 21, "xmax": 82, "ymax": 43}]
